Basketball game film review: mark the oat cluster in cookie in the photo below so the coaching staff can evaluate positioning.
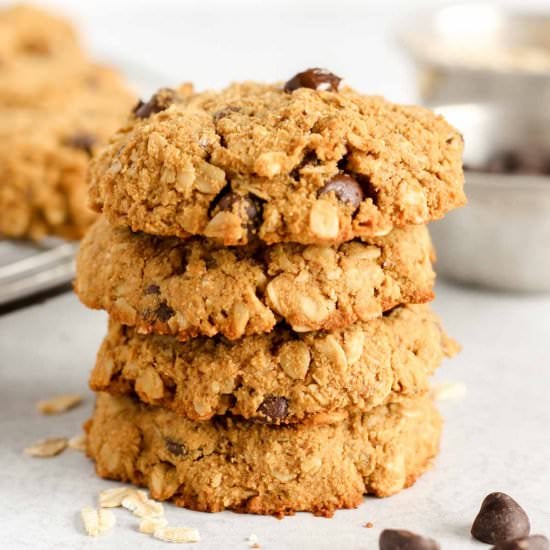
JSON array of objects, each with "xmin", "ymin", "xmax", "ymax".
[
  {"xmin": 0, "ymin": 5, "xmax": 135, "ymax": 240},
  {"xmin": 89, "ymin": 76, "xmax": 465, "ymax": 245}
]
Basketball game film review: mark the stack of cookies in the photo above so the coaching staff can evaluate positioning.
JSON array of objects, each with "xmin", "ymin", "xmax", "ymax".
[
  {"xmin": 75, "ymin": 69, "xmax": 465, "ymax": 517},
  {"xmin": 0, "ymin": 5, "xmax": 134, "ymax": 240}
]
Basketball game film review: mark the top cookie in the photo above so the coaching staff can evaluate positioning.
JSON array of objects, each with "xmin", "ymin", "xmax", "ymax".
[{"xmin": 90, "ymin": 69, "xmax": 465, "ymax": 246}]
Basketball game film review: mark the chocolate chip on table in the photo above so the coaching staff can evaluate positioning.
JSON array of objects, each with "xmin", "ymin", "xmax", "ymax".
[
  {"xmin": 472, "ymin": 492, "xmax": 531, "ymax": 544},
  {"xmin": 492, "ymin": 535, "xmax": 550, "ymax": 550},
  {"xmin": 65, "ymin": 132, "xmax": 96, "ymax": 155},
  {"xmin": 257, "ymin": 396, "xmax": 289, "ymax": 420},
  {"xmin": 318, "ymin": 174, "xmax": 364, "ymax": 211},
  {"xmin": 379, "ymin": 529, "xmax": 440, "ymax": 550},
  {"xmin": 164, "ymin": 438, "xmax": 186, "ymax": 456},
  {"xmin": 133, "ymin": 88, "xmax": 180, "ymax": 119},
  {"xmin": 155, "ymin": 302, "xmax": 175, "ymax": 322},
  {"xmin": 284, "ymin": 68, "xmax": 341, "ymax": 93}
]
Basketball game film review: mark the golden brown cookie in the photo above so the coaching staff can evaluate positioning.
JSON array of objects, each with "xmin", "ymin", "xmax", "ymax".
[
  {"xmin": 0, "ymin": 65, "xmax": 135, "ymax": 239},
  {"xmin": 91, "ymin": 305, "xmax": 455, "ymax": 424},
  {"xmin": 75, "ymin": 217, "xmax": 435, "ymax": 340},
  {"xmin": 86, "ymin": 392, "xmax": 442, "ymax": 517},
  {"xmin": 0, "ymin": 4, "xmax": 86, "ymax": 108},
  {"xmin": 89, "ymin": 74, "xmax": 465, "ymax": 246}
]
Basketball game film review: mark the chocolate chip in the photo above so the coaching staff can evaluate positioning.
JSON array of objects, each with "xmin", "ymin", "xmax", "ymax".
[
  {"xmin": 284, "ymin": 68, "xmax": 342, "ymax": 93},
  {"xmin": 213, "ymin": 106, "xmax": 241, "ymax": 121},
  {"xmin": 379, "ymin": 529, "xmax": 440, "ymax": 550},
  {"xmin": 164, "ymin": 438, "xmax": 186, "ymax": 456},
  {"xmin": 472, "ymin": 492, "xmax": 531, "ymax": 544},
  {"xmin": 156, "ymin": 302, "xmax": 175, "ymax": 322},
  {"xmin": 214, "ymin": 191, "xmax": 262, "ymax": 239},
  {"xmin": 257, "ymin": 396, "xmax": 288, "ymax": 420},
  {"xmin": 144, "ymin": 284, "xmax": 161, "ymax": 295},
  {"xmin": 492, "ymin": 535, "xmax": 550, "ymax": 550},
  {"xmin": 318, "ymin": 174, "xmax": 364, "ymax": 211},
  {"xmin": 65, "ymin": 133, "xmax": 96, "ymax": 155},
  {"xmin": 133, "ymin": 88, "xmax": 180, "ymax": 119}
]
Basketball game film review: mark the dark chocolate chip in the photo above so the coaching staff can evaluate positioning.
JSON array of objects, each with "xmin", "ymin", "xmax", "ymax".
[
  {"xmin": 144, "ymin": 284, "xmax": 161, "ymax": 295},
  {"xmin": 164, "ymin": 438, "xmax": 186, "ymax": 456},
  {"xmin": 492, "ymin": 535, "xmax": 550, "ymax": 550},
  {"xmin": 284, "ymin": 68, "xmax": 341, "ymax": 93},
  {"xmin": 65, "ymin": 133, "xmax": 96, "ymax": 155},
  {"xmin": 472, "ymin": 492, "xmax": 531, "ymax": 544},
  {"xmin": 133, "ymin": 88, "xmax": 180, "ymax": 119},
  {"xmin": 214, "ymin": 191, "xmax": 262, "ymax": 239},
  {"xmin": 318, "ymin": 174, "xmax": 364, "ymax": 211},
  {"xmin": 379, "ymin": 529, "xmax": 440, "ymax": 550},
  {"xmin": 257, "ymin": 395, "xmax": 289, "ymax": 420},
  {"xmin": 156, "ymin": 302, "xmax": 175, "ymax": 322},
  {"xmin": 213, "ymin": 106, "xmax": 241, "ymax": 121}
]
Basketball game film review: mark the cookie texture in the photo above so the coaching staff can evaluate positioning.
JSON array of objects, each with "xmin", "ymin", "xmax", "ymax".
[
  {"xmin": 86, "ymin": 392, "xmax": 442, "ymax": 517},
  {"xmin": 0, "ymin": 66, "xmax": 134, "ymax": 239},
  {"xmin": 89, "ymin": 79, "xmax": 465, "ymax": 245},
  {"xmin": 91, "ymin": 305, "xmax": 455, "ymax": 424},
  {"xmin": 76, "ymin": 217, "xmax": 435, "ymax": 339}
]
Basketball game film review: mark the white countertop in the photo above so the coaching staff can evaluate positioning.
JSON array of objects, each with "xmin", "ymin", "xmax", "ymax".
[{"xmin": 1, "ymin": 281, "xmax": 549, "ymax": 549}]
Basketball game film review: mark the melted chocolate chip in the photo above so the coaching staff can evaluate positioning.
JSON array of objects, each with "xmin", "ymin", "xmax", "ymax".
[
  {"xmin": 379, "ymin": 529, "xmax": 440, "ymax": 550},
  {"xmin": 156, "ymin": 302, "xmax": 175, "ymax": 322},
  {"xmin": 318, "ymin": 174, "xmax": 364, "ymax": 211},
  {"xmin": 284, "ymin": 68, "xmax": 341, "ymax": 93},
  {"xmin": 144, "ymin": 284, "xmax": 161, "ymax": 295},
  {"xmin": 257, "ymin": 396, "xmax": 289, "ymax": 420},
  {"xmin": 214, "ymin": 191, "xmax": 262, "ymax": 239},
  {"xmin": 65, "ymin": 133, "xmax": 96, "ymax": 155},
  {"xmin": 164, "ymin": 438, "xmax": 186, "ymax": 456},
  {"xmin": 492, "ymin": 535, "xmax": 550, "ymax": 550},
  {"xmin": 472, "ymin": 492, "xmax": 531, "ymax": 544},
  {"xmin": 133, "ymin": 88, "xmax": 179, "ymax": 119}
]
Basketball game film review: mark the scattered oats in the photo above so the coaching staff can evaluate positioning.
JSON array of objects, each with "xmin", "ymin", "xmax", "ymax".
[
  {"xmin": 139, "ymin": 516, "xmax": 168, "ymax": 534},
  {"xmin": 364, "ymin": 521, "xmax": 374, "ymax": 528},
  {"xmin": 247, "ymin": 533, "xmax": 261, "ymax": 548},
  {"xmin": 99, "ymin": 486, "xmax": 135, "ymax": 508},
  {"xmin": 153, "ymin": 526, "xmax": 200, "ymax": 543},
  {"xmin": 81, "ymin": 507, "xmax": 116, "ymax": 537},
  {"xmin": 432, "ymin": 381, "xmax": 467, "ymax": 401},
  {"xmin": 68, "ymin": 433, "xmax": 87, "ymax": 452},
  {"xmin": 37, "ymin": 393, "xmax": 83, "ymax": 415},
  {"xmin": 24, "ymin": 436, "xmax": 68, "ymax": 457},
  {"xmin": 122, "ymin": 490, "xmax": 164, "ymax": 518}
]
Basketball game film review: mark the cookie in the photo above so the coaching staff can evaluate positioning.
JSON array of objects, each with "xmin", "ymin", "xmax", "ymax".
[
  {"xmin": 0, "ymin": 65, "xmax": 134, "ymax": 239},
  {"xmin": 75, "ymin": 217, "xmax": 435, "ymax": 340},
  {"xmin": 86, "ymin": 392, "xmax": 442, "ymax": 517},
  {"xmin": 90, "ymin": 305, "xmax": 455, "ymax": 424},
  {"xmin": 0, "ymin": 5, "xmax": 86, "ymax": 108},
  {"xmin": 89, "ymin": 74, "xmax": 465, "ymax": 246}
]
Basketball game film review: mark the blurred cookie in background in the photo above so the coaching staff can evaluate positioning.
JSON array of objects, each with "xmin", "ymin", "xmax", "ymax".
[{"xmin": 0, "ymin": 4, "xmax": 135, "ymax": 240}]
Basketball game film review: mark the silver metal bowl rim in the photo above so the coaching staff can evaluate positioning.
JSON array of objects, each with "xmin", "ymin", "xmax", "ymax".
[{"xmin": 396, "ymin": 1, "xmax": 550, "ymax": 78}]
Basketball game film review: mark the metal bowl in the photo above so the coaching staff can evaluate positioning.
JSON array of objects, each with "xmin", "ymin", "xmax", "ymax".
[
  {"xmin": 398, "ymin": 2, "xmax": 550, "ymax": 105},
  {"xmin": 430, "ymin": 103, "xmax": 550, "ymax": 292}
]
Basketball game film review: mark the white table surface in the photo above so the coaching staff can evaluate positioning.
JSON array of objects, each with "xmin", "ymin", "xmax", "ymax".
[{"xmin": 1, "ymin": 281, "xmax": 549, "ymax": 550}]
